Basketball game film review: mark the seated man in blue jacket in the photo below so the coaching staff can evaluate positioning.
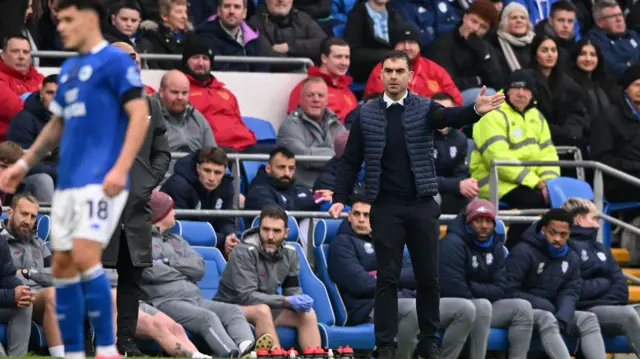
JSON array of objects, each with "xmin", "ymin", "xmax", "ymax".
[
  {"xmin": 439, "ymin": 199, "xmax": 533, "ymax": 359},
  {"xmin": 504, "ymin": 209, "xmax": 606, "ymax": 359},
  {"xmin": 161, "ymin": 147, "xmax": 237, "ymax": 254},
  {"xmin": 328, "ymin": 195, "xmax": 477, "ymax": 359},
  {"xmin": 562, "ymin": 197, "xmax": 640, "ymax": 357},
  {"xmin": 245, "ymin": 147, "xmax": 318, "ymax": 212}
]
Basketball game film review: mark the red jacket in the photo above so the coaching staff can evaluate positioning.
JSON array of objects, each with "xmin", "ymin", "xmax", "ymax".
[
  {"xmin": 364, "ymin": 56, "xmax": 463, "ymax": 105},
  {"xmin": 287, "ymin": 66, "xmax": 357, "ymax": 123},
  {"xmin": 144, "ymin": 85, "xmax": 156, "ymax": 95},
  {"xmin": 0, "ymin": 61, "xmax": 44, "ymax": 140},
  {"xmin": 187, "ymin": 74, "xmax": 256, "ymax": 151}
]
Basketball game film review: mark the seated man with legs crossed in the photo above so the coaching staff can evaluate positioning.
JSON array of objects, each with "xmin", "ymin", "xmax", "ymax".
[
  {"xmin": 216, "ymin": 205, "xmax": 322, "ymax": 353},
  {"xmin": 439, "ymin": 199, "xmax": 534, "ymax": 359},
  {"xmin": 562, "ymin": 197, "xmax": 640, "ymax": 357},
  {"xmin": 328, "ymin": 195, "xmax": 477, "ymax": 359},
  {"xmin": 105, "ymin": 269, "xmax": 212, "ymax": 358},
  {"xmin": 504, "ymin": 209, "xmax": 607, "ymax": 359},
  {"xmin": 139, "ymin": 191, "xmax": 262, "ymax": 357}
]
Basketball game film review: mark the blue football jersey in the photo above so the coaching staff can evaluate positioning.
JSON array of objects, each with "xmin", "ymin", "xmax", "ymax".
[{"xmin": 49, "ymin": 41, "xmax": 144, "ymax": 190}]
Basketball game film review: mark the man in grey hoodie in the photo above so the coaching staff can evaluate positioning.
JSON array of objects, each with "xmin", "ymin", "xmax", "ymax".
[
  {"xmin": 155, "ymin": 70, "xmax": 217, "ymax": 153},
  {"xmin": 139, "ymin": 191, "xmax": 262, "ymax": 357},
  {"xmin": 215, "ymin": 205, "xmax": 322, "ymax": 351}
]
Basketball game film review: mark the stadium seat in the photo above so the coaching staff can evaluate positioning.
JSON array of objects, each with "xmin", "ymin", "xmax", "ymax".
[
  {"xmin": 251, "ymin": 216, "xmax": 299, "ymax": 242},
  {"xmin": 242, "ymin": 161, "xmax": 268, "ymax": 191},
  {"xmin": 180, "ymin": 221, "xmax": 217, "ymax": 247},
  {"xmin": 603, "ymin": 201, "xmax": 640, "ymax": 247},
  {"xmin": 332, "ymin": 24, "xmax": 345, "ymax": 37},
  {"xmin": 171, "ymin": 220, "xmax": 183, "ymax": 236},
  {"xmin": 37, "ymin": 215, "xmax": 51, "ymax": 242},
  {"xmin": 242, "ymin": 116, "xmax": 276, "ymax": 143},
  {"xmin": 29, "ymin": 322, "xmax": 46, "ymax": 348},
  {"xmin": 545, "ymin": 177, "xmax": 594, "ymax": 208},
  {"xmin": 193, "ymin": 246, "xmax": 226, "ymax": 299}
]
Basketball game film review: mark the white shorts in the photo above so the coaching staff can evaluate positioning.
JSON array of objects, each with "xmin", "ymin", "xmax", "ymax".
[{"xmin": 50, "ymin": 184, "xmax": 129, "ymax": 251}]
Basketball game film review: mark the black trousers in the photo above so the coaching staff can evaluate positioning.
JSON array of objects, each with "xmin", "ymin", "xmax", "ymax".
[
  {"xmin": 115, "ymin": 229, "xmax": 144, "ymax": 342},
  {"xmin": 501, "ymin": 186, "xmax": 548, "ymax": 250},
  {"xmin": 370, "ymin": 198, "xmax": 441, "ymax": 354}
]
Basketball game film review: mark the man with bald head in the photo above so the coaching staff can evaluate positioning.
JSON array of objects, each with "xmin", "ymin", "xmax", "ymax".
[
  {"xmin": 111, "ymin": 42, "xmax": 156, "ymax": 95},
  {"xmin": 154, "ymin": 70, "xmax": 216, "ymax": 153}
]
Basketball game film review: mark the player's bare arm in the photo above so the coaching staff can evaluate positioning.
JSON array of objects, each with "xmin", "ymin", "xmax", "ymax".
[{"xmin": 102, "ymin": 97, "xmax": 149, "ymax": 196}]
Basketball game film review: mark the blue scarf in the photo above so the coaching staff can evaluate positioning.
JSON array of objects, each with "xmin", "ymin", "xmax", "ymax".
[
  {"xmin": 466, "ymin": 225, "xmax": 494, "ymax": 248},
  {"xmin": 625, "ymin": 94, "xmax": 640, "ymax": 120},
  {"xmin": 547, "ymin": 243, "xmax": 568, "ymax": 258}
]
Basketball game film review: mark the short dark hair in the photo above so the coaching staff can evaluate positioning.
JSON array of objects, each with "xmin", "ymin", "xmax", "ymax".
[
  {"xmin": 43, "ymin": 74, "xmax": 58, "ymax": 86},
  {"xmin": 218, "ymin": 0, "xmax": 248, "ymax": 9},
  {"xmin": 319, "ymin": 36, "xmax": 349, "ymax": 57},
  {"xmin": 196, "ymin": 147, "xmax": 228, "ymax": 167},
  {"xmin": 2, "ymin": 34, "xmax": 30, "ymax": 51},
  {"xmin": 259, "ymin": 205, "xmax": 288, "ymax": 228},
  {"xmin": 10, "ymin": 192, "xmax": 38, "ymax": 209},
  {"xmin": 550, "ymin": 0, "xmax": 577, "ymax": 17},
  {"xmin": 269, "ymin": 147, "xmax": 295, "ymax": 162},
  {"xmin": 431, "ymin": 92, "xmax": 455, "ymax": 103},
  {"xmin": 110, "ymin": 0, "xmax": 142, "ymax": 16},
  {"xmin": 350, "ymin": 194, "xmax": 370, "ymax": 207},
  {"xmin": 381, "ymin": 50, "xmax": 412, "ymax": 71},
  {"xmin": 540, "ymin": 208, "xmax": 574, "ymax": 227},
  {"xmin": 57, "ymin": 0, "xmax": 106, "ymax": 21}
]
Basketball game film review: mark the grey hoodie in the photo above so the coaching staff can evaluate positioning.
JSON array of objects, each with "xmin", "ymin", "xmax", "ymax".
[
  {"xmin": 3, "ymin": 226, "xmax": 52, "ymax": 291},
  {"xmin": 151, "ymin": 93, "xmax": 217, "ymax": 153},
  {"xmin": 215, "ymin": 227, "xmax": 302, "ymax": 308},
  {"xmin": 139, "ymin": 227, "xmax": 206, "ymax": 307}
]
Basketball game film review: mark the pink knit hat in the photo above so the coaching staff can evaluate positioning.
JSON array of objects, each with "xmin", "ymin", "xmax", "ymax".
[{"xmin": 151, "ymin": 191, "xmax": 174, "ymax": 224}]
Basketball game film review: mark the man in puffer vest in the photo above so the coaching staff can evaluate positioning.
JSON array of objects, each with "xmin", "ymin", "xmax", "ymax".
[
  {"xmin": 562, "ymin": 197, "xmax": 640, "ymax": 357},
  {"xmin": 504, "ymin": 208, "xmax": 606, "ymax": 359},
  {"xmin": 439, "ymin": 199, "xmax": 533, "ymax": 359}
]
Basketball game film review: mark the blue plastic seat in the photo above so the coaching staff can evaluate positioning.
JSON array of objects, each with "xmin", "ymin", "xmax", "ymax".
[
  {"xmin": 171, "ymin": 220, "xmax": 183, "ymax": 236},
  {"xmin": 545, "ymin": 177, "xmax": 594, "ymax": 208},
  {"xmin": 242, "ymin": 161, "xmax": 268, "ymax": 192},
  {"xmin": 193, "ymin": 246, "xmax": 226, "ymax": 299},
  {"xmin": 180, "ymin": 221, "xmax": 217, "ymax": 247},
  {"xmin": 251, "ymin": 216, "xmax": 299, "ymax": 242},
  {"xmin": 242, "ymin": 116, "xmax": 276, "ymax": 143},
  {"xmin": 37, "ymin": 215, "xmax": 50, "ymax": 242}
]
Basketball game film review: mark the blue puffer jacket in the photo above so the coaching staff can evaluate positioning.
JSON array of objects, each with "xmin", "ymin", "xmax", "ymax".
[
  {"xmin": 160, "ymin": 153, "xmax": 235, "ymax": 250},
  {"xmin": 504, "ymin": 221, "xmax": 582, "ymax": 325},
  {"xmin": 245, "ymin": 166, "xmax": 317, "ymax": 212},
  {"xmin": 568, "ymin": 226, "xmax": 628, "ymax": 310},
  {"xmin": 434, "ymin": 128, "xmax": 469, "ymax": 195},
  {"xmin": 587, "ymin": 26, "xmax": 640, "ymax": 79},
  {"xmin": 327, "ymin": 220, "xmax": 416, "ymax": 326},
  {"xmin": 391, "ymin": 0, "xmax": 460, "ymax": 48},
  {"xmin": 439, "ymin": 212, "xmax": 507, "ymax": 302}
]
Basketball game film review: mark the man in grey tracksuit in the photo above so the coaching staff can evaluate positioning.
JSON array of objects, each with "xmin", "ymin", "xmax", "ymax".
[
  {"xmin": 139, "ymin": 191, "xmax": 254, "ymax": 357},
  {"xmin": 215, "ymin": 205, "xmax": 322, "ymax": 350},
  {"xmin": 155, "ymin": 70, "xmax": 217, "ymax": 153},
  {"xmin": 4, "ymin": 192, "xmax": 60, "ymax": 357}
]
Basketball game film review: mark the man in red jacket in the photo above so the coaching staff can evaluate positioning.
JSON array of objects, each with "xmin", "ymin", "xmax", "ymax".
[
  {"xmin": 0, "ymin": 35, "xmax": 44, "ymax": 140},
  {"xmin": 287, "ymin": 37, "xmax": 357, "ymax": 123},
  {"xmin": 180, "ymin": 39, "xmax": 258, "ymax": 152},
  {"xmin": 364, "ymin": 23, "xmax": 463, "ymax": 105}
]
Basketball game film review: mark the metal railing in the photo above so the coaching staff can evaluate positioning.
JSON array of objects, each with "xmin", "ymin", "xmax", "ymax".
[{"xmin": 555, "ymin": 146, "xmax": 585, "ymax": 181}]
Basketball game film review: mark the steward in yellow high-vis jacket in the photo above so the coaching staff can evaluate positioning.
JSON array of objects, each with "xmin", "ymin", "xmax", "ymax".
[{"xmin": 470, "ymin": 70, "xmax": 560, "ymax": 200}]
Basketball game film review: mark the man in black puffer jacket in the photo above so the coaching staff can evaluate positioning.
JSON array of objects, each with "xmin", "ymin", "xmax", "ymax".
[{"xmin": 504, "ymin": 209, "xmax": 605, "ymax": 359}]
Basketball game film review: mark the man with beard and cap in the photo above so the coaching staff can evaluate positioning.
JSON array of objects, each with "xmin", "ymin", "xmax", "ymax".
[
  {"xmin": 215, "ymin": 205, "xmax": 322, "ymax": 354},
  {"xmin": 180, "ymin": 38, "xmax": 258, "ymax": 152},
  {"xmin": 470, "ymin": 69, "xmax": 559, "ymax": 248},
  {"xmin": 439, "ymin": 199, "xmax": 534, "ymax": 359}
]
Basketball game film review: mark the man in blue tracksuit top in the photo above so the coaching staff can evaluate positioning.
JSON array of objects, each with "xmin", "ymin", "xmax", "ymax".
[
  {"xmin": 439, "ymin": 199, "xmax": 533, "ymax": 359},
  {"xmin": 327, "ymin": 195, "xmax": 477, "ymax": 359},
  {"xmin": 562, "ymin": 197, "xmax": 640, "ymax": 357},
  {"xmin": 329, "ymin": 50, "xmax": 506, "ymax": 359},
  {"xmin": 504, "ymin": 209, "xmax": 606, "ymax": 359}
]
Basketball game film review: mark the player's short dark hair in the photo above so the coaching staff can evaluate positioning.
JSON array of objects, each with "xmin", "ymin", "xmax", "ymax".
[
  {"xmin": 431, "ymin": 92, "xmax": 455, "ymax": 103},
  {"xmin": 110, "ymin": 0, "xmax": 142, "ymax": 16},
  {"xmin": 196, "ymin": 147, "xmax": 228, "ymax": 167},
  {"xmin": 269, "ymin": 147, "xmax": 295, "ymax": 162},
  {"xmin": 259, "ymin": 205, "xmax": 288, "ymax": 228},
  {"xmin": 10, "ymin": 192, "xmax": 38, "ymax": 209},
  {"xmin": 550, "ymin": 0, "xmax": 577, "ymax": 17},
  {"xmin": 218, "ymin": 0, "xmax": 247, "ymax": 8},
  {"xmin": 43, "ymin": 74, "xmax": 58, "ymax": 86},
  {"xmin": 540, "ymin": 208, "xmax": 574, "ymax": 228},
  {"xmin": 0, "ymin": 141, "xmax": 23, "ymax": 165},
  {"xmin": 381, "ymin": 50, "xmax": 412, "ymax": 72},
  {"xmin": 319, "ymin": 36, "xmax": 349, "ymax": 57},
  {"xmin": 57, "ymin": 0, "xmax": 106, "ymax": 22},
  {"xmin": 2, "ymin": 34, "xmax": 30, "ymax": 51},
  {"xmin": 350, "ymin": 194, "xmax": 370, "ymax": 207}
]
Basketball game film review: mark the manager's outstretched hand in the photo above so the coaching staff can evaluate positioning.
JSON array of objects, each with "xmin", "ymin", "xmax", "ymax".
[{"xmin": 475, "ymin": 86, "xmax": 506, "ymax": 115}]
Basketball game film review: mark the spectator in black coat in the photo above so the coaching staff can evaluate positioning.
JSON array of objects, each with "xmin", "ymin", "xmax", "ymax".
[
  {"xmin": 106, "ymin": 0, "xmax": 161, "ymax": 23},
  {"xmin": 35, "ymin": 0, "xmax": 64, "ymax": 67},
  {"xmin": 343, "ymin": 0, "xmax": 404, "ymax": 83},
  {"xmin": 245, "ymin": 147, "xmax": 317, "ymax": 212},
  {"xmin": 196, "ymin": 0, "xmax": 268, "ymax": 72},
  {"xmin": 102, "ymin": 0, "xmax": 152, "ymax": 51},
  {"xmin": 160, "ymin": 147, "xmax": 237, "ymax": 254},
  {"xmin": 533, "ymin": 0, "xmax": 578, "ymax": 60}
]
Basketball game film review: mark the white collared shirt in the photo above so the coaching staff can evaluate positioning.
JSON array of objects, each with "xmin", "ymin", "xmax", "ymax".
[
  {"xmin": 89, "ymin": 40, "xmax": 109, "ymax": 54},
  {"xmin": 382, "ymin": 91, "xmax": 408, "ymax": 108}
]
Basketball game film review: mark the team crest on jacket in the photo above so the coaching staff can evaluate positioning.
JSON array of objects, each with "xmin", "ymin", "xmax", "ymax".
[
  {"xmin": 195, "ymin": 201, "xmax": 202, "ymax": 210},
  {"xmin": 562, "ymin": 261, "xmax": 568, "ymax": 274},
  {"xmin": 537, "ymin": 262, "xmax": 545, "ymax": 274},
  {"xmin": 472, "ymin": 255, "xmax": 478, "ymax": 268},
  {"xmin": 597, "ymin": 252, "xmax": 607, "ymax": 261},
  {"xmin": 215, "ymin": 198, "xmax": 223, "ymax": 209},
  {"xmin": 580, "ymin": 250, "xmax": 589, "ymax": 261},
  {"xmin": 433, "ymin": 149, "xmax": 438, "ymax": 159},
  {"xmin": 486, "ymin": 253, "xmax": 493, "ymax": 265},
  {"xmin": 364, "ymin": 242, "xmax": 374, "ymax": 254},
  {"xmin": 449, "ymin": 146, "xmax": 457, "ymax": 159}
]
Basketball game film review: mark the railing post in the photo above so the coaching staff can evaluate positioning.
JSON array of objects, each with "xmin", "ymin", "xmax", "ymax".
[
  {"xmin": 489, "ymin": 161, "xmax": 499, "ymax": 209},
  {"xmin": 233, "ymin": 158, "xmax": 241, "ymax": 208},
  {"xmin": 593, "ymin": 168, "xmax": 604, "ymax": 243}
]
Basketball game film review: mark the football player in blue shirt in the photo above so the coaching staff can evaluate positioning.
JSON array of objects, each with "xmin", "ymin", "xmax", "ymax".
[{"xmin": 0, "ymin": 1, "xmax": 150, "ymax": 359}]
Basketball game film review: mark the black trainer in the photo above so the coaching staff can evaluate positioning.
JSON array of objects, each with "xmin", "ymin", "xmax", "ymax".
[
  {"xmin": 117, "ymin": 337, "xmax": 145, "ymax": 357},
  {"xmin": 375, "ymin": 346, "xmax": 396, "ymax": 359},
  {"xmin": 413, "ymin": 343, "xmax": 442, "ymax": 359}
]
